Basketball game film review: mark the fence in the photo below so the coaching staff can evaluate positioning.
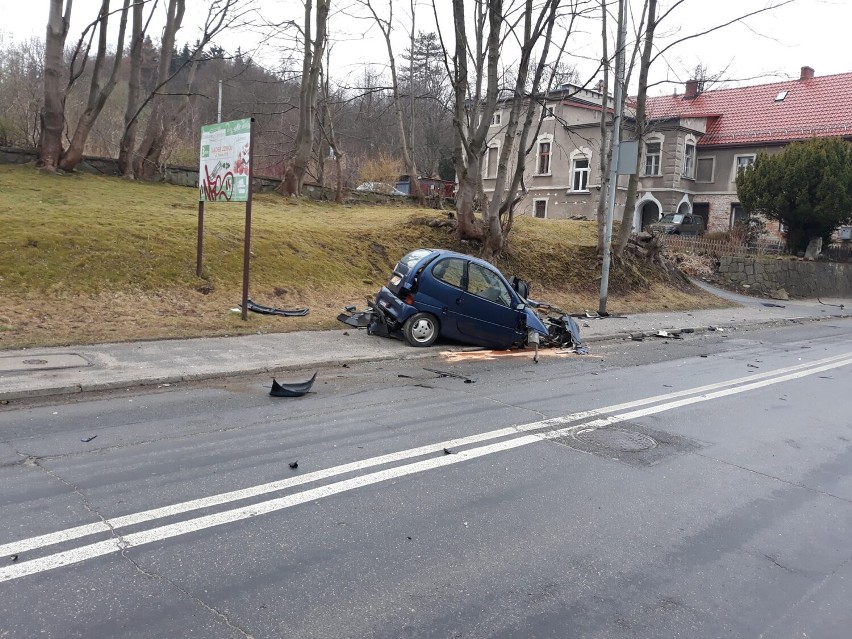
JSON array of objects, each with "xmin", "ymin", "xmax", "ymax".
[{"xmin": 659, "ymin": 235, "xmax": 786, "ymax": 258}]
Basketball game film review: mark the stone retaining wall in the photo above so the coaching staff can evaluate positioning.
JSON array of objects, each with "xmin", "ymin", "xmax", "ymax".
[
  {"xmin": 718, "ymin": 256, "xmax": 852, "ymax": 297},
  {"xmin": 0, "ymin": 147, "xmax": 402, "ymax": 204}
]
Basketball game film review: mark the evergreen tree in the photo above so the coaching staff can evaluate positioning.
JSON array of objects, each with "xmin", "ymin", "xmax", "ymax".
[{"xmin": 737, "ymin": 137, "xmax": 852, "ymax": 253}]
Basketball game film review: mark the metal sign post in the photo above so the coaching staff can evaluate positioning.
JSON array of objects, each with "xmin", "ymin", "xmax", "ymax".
[
  {"xmin": 241, "ymin": 120, "xmax": 255, "ymax": 321},
  {"xmin": 599, "ymin": 0, "xmax": 628, "ymax": 316},
  {"xmin": 197, "ymin": 118, "xmax": 255, "ymax": 319}
]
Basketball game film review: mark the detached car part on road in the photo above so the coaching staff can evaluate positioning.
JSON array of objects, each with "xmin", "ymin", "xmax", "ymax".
[{"xmin": 338, "ymin": 248, "xmax": 586, "ymax": 352}]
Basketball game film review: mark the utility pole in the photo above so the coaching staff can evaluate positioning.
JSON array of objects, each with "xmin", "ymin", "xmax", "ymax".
[
  {"xmin": 217, "ymin": 80, "xmax": 223, "ymax": 123},
  {"xmin": 599, "ymin": 0, "xmax": 628, "ymax": 315}
]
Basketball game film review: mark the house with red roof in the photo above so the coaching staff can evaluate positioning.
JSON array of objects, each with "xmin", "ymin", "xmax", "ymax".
[
  {"xmin": 635, "ymin": 66, "xmax": 852, "ymax": 235},
  {"xmin": 481, "ymin": 67, "xmax": 852, "ymax": 234}
]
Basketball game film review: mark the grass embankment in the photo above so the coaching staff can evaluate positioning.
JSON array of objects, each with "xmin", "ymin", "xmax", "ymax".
[{"xmin": 0, "ymin": 165, "xmax": 729, "ymax": 349}]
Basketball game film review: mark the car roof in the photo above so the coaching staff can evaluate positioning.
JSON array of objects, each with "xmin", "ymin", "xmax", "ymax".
[{"xmin": 413, "ymin": 248, "xmax": 501, "ymax": 271}]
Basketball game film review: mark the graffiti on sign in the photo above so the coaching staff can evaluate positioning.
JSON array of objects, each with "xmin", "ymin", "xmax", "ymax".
[{"xmin": 198, "ymin": 119, "xmax": 251, "ymax": 202}]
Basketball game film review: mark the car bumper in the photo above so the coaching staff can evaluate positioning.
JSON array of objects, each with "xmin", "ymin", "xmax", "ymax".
[{"xmin": 374, "ymin": 287, "xmax": 419, "ymax": 328}]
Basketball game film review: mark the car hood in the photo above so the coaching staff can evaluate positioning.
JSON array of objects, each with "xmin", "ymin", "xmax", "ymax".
[{"xmin": 525, "ymin": 307, "xmax": 549, "ymax": 336}]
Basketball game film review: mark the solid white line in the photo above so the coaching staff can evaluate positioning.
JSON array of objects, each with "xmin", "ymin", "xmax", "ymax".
[
  {"xmin": 1, "ymin": 350, "xmax": 850, "ymax": 560},
  {"xmin": 1, "ymin": 435, "xmax": 540, "ymax": 582},
  {"xmin": 1, "ymin": 352, "xmax": 850, "ymax": 583}
]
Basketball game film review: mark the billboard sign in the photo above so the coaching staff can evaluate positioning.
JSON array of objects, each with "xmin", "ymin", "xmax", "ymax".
[{"xmin": 198, "ymin": 118, "xmax": 251, "ymax": 202}]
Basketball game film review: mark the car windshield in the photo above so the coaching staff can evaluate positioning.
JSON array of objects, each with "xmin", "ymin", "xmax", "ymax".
[
  {"xmin": 660, "ymin": 214, "xmax": 684, "ymax": 224},
  {"xmin": 399, "ymin": 249, "xmax": 434, "ymax": 269}
]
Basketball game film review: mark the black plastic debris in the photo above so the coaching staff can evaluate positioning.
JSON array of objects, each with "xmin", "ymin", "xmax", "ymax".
[
  {"xmin": 337, "ymin": 302, "xmax": 393, "ymax": 338},
  {"xmin": 817, "ymin": 298, "xmax": 845, "ymax": 310},
  {"xmin": 443, "ymin": 448, "xmax": 453, "ymax": 455},
  {"xmin": 81, "ymin": 435, "xmax": 97, "ymax": 443},
  {"xmin": 243, "ymin": 299, "xmax": 309, "ymax": 317},
  {"xmin": 289, "ymin": 461, "xmax": 299, "ymax": 469},
  {"xmin": 270, "ymin": 372, "xmax": 317, "ymax": 397},
  {"xmin": 762, "ymin": 302, "xmax": 786, "ymax": 308},
  {"xmin": 424, "ymin": 368, "xmax": 475, "ymax": 383}
]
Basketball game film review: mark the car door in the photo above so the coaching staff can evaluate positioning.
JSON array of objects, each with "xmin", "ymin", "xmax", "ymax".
[
  {"xmin": 413, "ymin": 256, "xmax": 468, "ymax": 342},
  {"xmin": 454, "ymin": 262, "xmax": 524, "ymax": 348},
  {"xmin": 682, "ymin": 215, "xmax": 700, "ymax": 235}
]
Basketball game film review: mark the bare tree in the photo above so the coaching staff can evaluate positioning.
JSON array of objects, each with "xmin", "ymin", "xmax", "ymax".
[
  {"xmin": 0, "ymin": 37, "xmax": 45, "ymax": 148},
  {"xmin": 613, "ymin": 0, "xmax": 798, "ymax": 255},
  {"xmin": 440, "ymin": 0, "xmax": 503, "ymax": 242},
  {"xmin": 359, "ymin": 0, "xmax": 425, "ymax": 205},
  {"xmin": 438, "ymin": 0, "xmax": 590, "ymax": 257},
  {"xmin": 117, "ymin": 0, "xmax": 156, "ymax": 176},
  {"xmin": 38, "ymin": 0, "xmax": 74, "ymax": 171},
  {"xmin": 281, "ymin": 0, "xmax": 330, "ymax": 196},
  {"xmin": 482, "ymin": 0, "xmax": 580, "ymax": 258},
  {"xmin": 59, "ymin": 0, "xmax": 132, "ymax": 171},
  {"xmin": 127, "ymin": 0, "xmax": 245, "ymax": 179}
]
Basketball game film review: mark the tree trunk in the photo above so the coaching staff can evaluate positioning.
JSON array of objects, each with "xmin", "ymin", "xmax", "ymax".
[
  {"xmin": 38, "ymin": 0, "xmax": 72, "ymax": 172},
  {"xmin": 482, "ymin": 0, "xmax": 559, "ymax": 260},
  {"xmin": 118, "ymin": 0, "xmax": 144, "ymax": 176},
  {"xmin": 614, "ymin": 0, "xmax": 655, "ymax": 255},
  {"xmin": 60, "ymin": 0, "xmax": 130, "ymax": 172},
  {"xmin": 133, "ymin": 0, "xmax": 184, "ymax": 179},
  {"xmin": 449, "ymin": 0, "xmax": 501, "ymax": 242},
  {"xmin": 281, "ymin": 0, "xmax": 330, "ymax": 196}
]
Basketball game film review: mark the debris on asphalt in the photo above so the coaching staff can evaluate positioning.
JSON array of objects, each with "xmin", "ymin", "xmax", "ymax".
[
  {"xmin": 748, "ymin": 364, "xmax": 759, "ymax": 369},
  {"xmin": 269, "ymin": 372, "xmax": 317, "ymax": 397},
  {"xmin": 81, "ymin": 435, "xmax": 97, "ymax": 443},
  {"xmin": 424, "ymin": 368, "xmax": 475, "ymax": 383},
  {"xmin": 10, "ymin": 554, "xmax": 18, "ymax": 562},
  {"xmin": 242, "ymin": 299, "xmax": 309, "ymax": 317},
  {"xmin": 443, "ymin": 448, "xmax": 454, "ymax": 455},
  {"xmin": 631, "ymin": 334, "xmax": 644, "ymax": 341},
  {"xmin": 762, "ymin": 302, "xmax": 786, "ymax": 308},
  {"xmin": 818, "ymin": 298, "xmax": 845, "ymax": 310},
  {"xmin": 654, "ymin": 330, "xmax": 682, "ymax": 339},
  {"xmin": 289, "ymin": 461, "xmax": 299, "ymax": 469}
]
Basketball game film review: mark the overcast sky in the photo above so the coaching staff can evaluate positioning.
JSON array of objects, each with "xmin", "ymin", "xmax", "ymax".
[{"xmin": 2, "ymin": 0, "xmax": 849, "ymax": 95}]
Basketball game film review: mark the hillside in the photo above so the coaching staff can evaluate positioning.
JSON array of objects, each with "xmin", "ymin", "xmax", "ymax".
[{"xmin": 0, "ymin": 165, "xmax": 729, "ymax": 349}]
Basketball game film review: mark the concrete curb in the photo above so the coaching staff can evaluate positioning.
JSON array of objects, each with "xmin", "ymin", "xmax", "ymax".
[{"xmin": 0, "ymin": 313, "xmax": 847, "ymax": 403}]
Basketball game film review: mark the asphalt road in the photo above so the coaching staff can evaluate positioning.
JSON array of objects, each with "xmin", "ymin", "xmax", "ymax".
[{"xmin": 1, "ymin": 319, "xmax": 852, "ymax": 638}]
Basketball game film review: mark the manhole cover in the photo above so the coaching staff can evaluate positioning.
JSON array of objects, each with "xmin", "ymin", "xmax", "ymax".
[
  {"xmin": 575, "ymin": 428, "xmax": 657, "ymax": 452},
  {"xmin": 23, "ymin": 359, "xmax": 49, "ymax": 365}
]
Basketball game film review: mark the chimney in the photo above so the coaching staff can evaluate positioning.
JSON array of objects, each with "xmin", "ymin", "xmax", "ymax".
[
  {"xmin": 800, "ymin": 66, "xmax": 815, "ymax": 80},
  {"xmin": 684, "ymin": 79, "xmax": 700, "ymax": 99}
]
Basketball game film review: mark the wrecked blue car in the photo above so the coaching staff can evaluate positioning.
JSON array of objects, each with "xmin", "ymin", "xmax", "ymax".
[{"xmin": 339, "ymin": 248, "xmax": 549, "ymax": 350}]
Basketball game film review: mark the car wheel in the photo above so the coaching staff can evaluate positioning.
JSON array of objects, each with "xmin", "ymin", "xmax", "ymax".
[{"xmin": 403, "ymin": 312, "xmax": 439, "ymax": 347}]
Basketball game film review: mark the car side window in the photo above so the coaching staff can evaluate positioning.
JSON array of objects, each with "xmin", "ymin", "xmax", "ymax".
[
  {"xmin": 432, "ymin": 258, "xmax": 465, "ymax": 289},
  {"xmin": 467, "ymin": 263, "xmax": 512, "ymax": 306}
]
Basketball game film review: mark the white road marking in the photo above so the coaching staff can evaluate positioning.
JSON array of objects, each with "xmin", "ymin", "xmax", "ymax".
[
  {"xmin": 1, "ymin": 351, "xmax": 851, "ymax": 583},
  {"xmin": 4, "ymin": 350, "xmax": 847, "ymax": 559}
]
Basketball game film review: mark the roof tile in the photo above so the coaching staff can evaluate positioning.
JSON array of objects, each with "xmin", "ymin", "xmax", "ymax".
[{"xmin": 643, "ymin": 73, "xmax": 852, "ymax": 146}]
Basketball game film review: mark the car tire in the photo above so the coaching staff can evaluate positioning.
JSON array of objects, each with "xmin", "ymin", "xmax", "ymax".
[{"xmin": 403, "ymin": 312, "xmax": 439, "ymax": 347}]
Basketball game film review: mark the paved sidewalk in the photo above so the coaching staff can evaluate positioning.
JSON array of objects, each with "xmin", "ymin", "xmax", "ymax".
[{"xmin": 1, "ymin": 282, "xmax": 849, "ymax": 402}]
